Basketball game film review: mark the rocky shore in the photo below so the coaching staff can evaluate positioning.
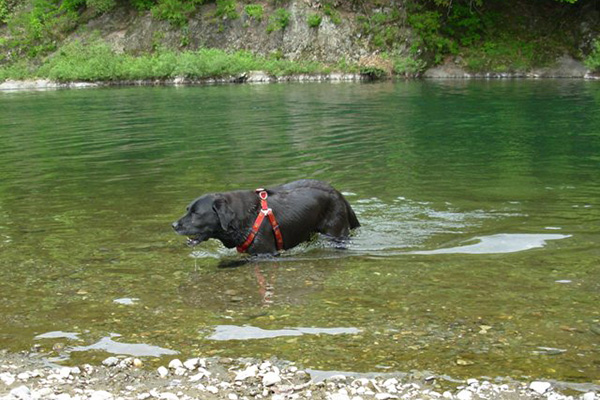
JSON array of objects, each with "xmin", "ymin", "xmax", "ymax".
[{"xmin": 0, "ymin": 351, "xmax": 597, "ymax": 400}]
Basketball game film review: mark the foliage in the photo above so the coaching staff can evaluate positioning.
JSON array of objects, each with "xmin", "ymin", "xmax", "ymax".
[
  {"xmin": 358, "ymin": 9, "xmax": 404, "ymax": 50},
  {"xmin": 37, "ymin": 38, "xmax": 123, "ymax": 80},
  {"xmin": 215, "ymin": 0, "xmax": 238, "ymax": 20},
  {"xmin": 150, "ymin": 0, "xmax": 197, "ymax": 26},
  {"xmin": 407, "ymin": 8, "xmax": 456, "ymax": 64},
  {"xmin": 322, "ymin": 3, "xmax": 340, "ymax": 25},
  {"xmin": 307, "ymin": 13, "xmax": 321, "ymax": 28},
  {"xmin": 266, "ymin": 7, "xmax": 290, "ymax": 33},
  {"xmin": 244, "ymin": 4, "xmax": 263, "ymax": 21},
  {"xmin": 391, "ymin": 54, "xmax": 427, "ymax": 76},
  {"xmin": 0, "ymin": 38, "xmax": 339, "ymax": 81},
  {"xmin": 86, "ymin": 0, "xmax": 117, "ymax": 14},
  {"xmin": 584, "ymin": 40, "xmax": 600, "ymax": 72},
  {"xmin": 1, "ymin": 0, "xmax": 9, "ymax": 23}
]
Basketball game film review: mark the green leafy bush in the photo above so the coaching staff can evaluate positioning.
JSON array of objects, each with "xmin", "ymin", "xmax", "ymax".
[
  {"xmin": 86, "ymin": 0, "xmax": 116, "ymax": 14},
  {"xmin": 307, "ymin": 13, "xmax": 321, "ymax": 28},
  {"xmin": 244, "ymin": 4, "xmax": 263, "ymax": 21},
  {"xmin": 584, "ymin": 40, "xmax": 600, "ymax": 72},
  {"xmin": 0, "ymin": 0, "xmax": 9, "ymax": 23},
  {"xmin": 215, "ymin": 0, "xmax": 238, "ymax": 20},
  {"xmin": 392, "ymin": 55, "xmax": 427, "ymax": 76},
  {"xmin": 38, "ymin": 39, "xmax": 123, "ymax": 81},
  {"xmin": 266, "ymin": 8, "xmax": 290, "ymax": 33},
  {"xmin": 151, "ymin": 0, "xmax": 197, "ymax": 26},
  {"xmin": 322, "ymin": 3, "xmax": 340, "ymax": 25}
]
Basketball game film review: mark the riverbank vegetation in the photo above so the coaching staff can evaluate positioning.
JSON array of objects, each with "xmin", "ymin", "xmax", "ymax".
[{"xmin": 0, "ymin": 0, "xmax": 599, "ymax": 81}]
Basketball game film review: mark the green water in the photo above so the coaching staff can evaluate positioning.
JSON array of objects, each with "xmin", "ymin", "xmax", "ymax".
[{"xmin": 0, "ymin": 81, "xmax": 599, "ymax": 385}]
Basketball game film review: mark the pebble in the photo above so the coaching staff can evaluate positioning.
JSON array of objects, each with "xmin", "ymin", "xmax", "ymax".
[
  {"xmin": 157, "ymin": 366, "xmax": 169, "ymax": 377},
  {"xmin": 583, "ymin": 393, "xmax": 597, "ymax": 400},
  {"xmin": 102, "ymin": 357, "xmax": 119, "ymax": 367},
  {"xmin": 529, "ymin": 381, "xmax": 552, "ymax": 394},
  {"xmin": 9, "ymin": 385, "xmax": 31, "ymax": 400},
  {"xmin": 456, "ymin": 389, "xmax": 472, "ymax": 400},
  {"xmin": 168, "ymin": 359, "xmax": 184, "ymax": 369},
  {"xmin": 262, "ymin": 371, "xmax": 281, "ymax": 386},
  {"xmin": 206, "ymin": 385, "xmax": 219, "ymax": 394},
  {"xmin": 375, "ymin": 394, "xmax": 398, "ymax": 400},
  {"xmin": 89, "ymin": 390, "xmax": 114, "ymax": 400},
  {"xmin": 235, "ymin": 365, "xmax": 258, "ymax": 381},
  {"xmin": 183, "ymin": 358, "xmax": 199, "ymax": 370},
  {"xmin": 1, "ymin": 372, "xmax": 16, "ymax": 386}
]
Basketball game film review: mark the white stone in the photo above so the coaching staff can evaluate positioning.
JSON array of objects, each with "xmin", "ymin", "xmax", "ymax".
[
  {"xmin": 9, "ymin": 386, "xmax": 31, "ymax": 400},
  {"xmin": 159, "ymin": 393, "xmax": 179, "ymax": 400},
  {"xmin": 466, "ymin": 379, "xmax": 478, "ymax": 386},
  {"xmin": 228, "ymin": 394, "xmax": 238, "ymax": 400},
  {"xmin": 35, "ymin": 388, "xmax": 54, "ymax": 397},
  {"xmin": 529, "ymin": 381, "xmax": 552, "ymax": 395},
  {"xmin": 1, "ymin": 372, "xmax": 16, "ymax": 386},
  {"xmin": 582, "ymin": 392, "xmax": 596, "ymax": 400},
  {"xmin": 157, "ymin": 366, "xmax": 169, "ymax": 377},
  {"xmin": 456, "ymin": 389, "xmax": 472, "ymax": 400},
  {"xmin": 55, "ymin": 394, "xmax": 73, "ymax": 400},
  {"xmin": 183, "ymin": 358, "xmax": 199, "ymax": 370},
  {"xmin": 259, "ymin": 361, "xmax": 272, "ymax": 371},
  {"xmin": 137, "ymin": 394, "xmax": 151, "ymax": 400},
  {"xmin": 383, "ymin": 378, "xmax": 398, "ymax": 388},
  {"xmin": 188, "ymin": 373, "xmax": 205, "ymax": 382},
  {"xmin": 174, "ymin": 367, "xmax": 187, "ymax": 376},
  {"xmin": 327, "ymin": 393, "xmax": 350, "ymax": 400},
  {"xmin": 102, "ymin": 357, "xmax": 119, "ymax": 367},
  {"xmin": 89, "ymin": 391, "xmax": 114, "ymax": 400},
  {"xmin": 206, "ymin": 386, "xmax": 219, "ymax": 394},
  {"xmin": 442, "ymin": 391, "xmax": 453, "ymax": 399},
  {"xmin": 327, "ymin": 375, "xmax": 347, "ymax": 382},
  {"xmin": 375, "ymin": 394, "xmax": 398, "ymax": 400},
  {"xmin": 168, "ymin": 359, "xmax": 184, "ymax": 369},
  {"xmin": 59, "ymin": 367, "xmax": 72, "ymax": 379},
  {"xmin": 262, "ymin": 371, "xmax": 281, "ymax": 386},
  {"xmin": 16, "ymin": 372, "xmax": 30, "ymax": 381},
  {"xmin": 235, "ymin": 365, "xmax": 258, "ymax": 381}
]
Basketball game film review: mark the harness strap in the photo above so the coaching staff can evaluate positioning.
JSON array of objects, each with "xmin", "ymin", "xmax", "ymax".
[{"xmin": 236, "ymin": 189, "xmax": 284, "ymax": 253}]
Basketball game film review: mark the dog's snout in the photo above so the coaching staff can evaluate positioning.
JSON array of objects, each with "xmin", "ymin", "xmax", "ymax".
[{"xmin": 172, "ymin": 221, "xmax": 180, "ymax": 231}]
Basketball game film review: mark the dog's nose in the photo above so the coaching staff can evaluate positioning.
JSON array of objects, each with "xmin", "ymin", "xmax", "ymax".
[{"xmin": 172, "ymin": 221, "xmax": 180, "ymax": 231}]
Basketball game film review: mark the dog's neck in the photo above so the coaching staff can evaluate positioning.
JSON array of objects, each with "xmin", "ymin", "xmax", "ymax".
[{"xmin": 215, "ymin": 191, "xmax": 261, "ymax": 249}]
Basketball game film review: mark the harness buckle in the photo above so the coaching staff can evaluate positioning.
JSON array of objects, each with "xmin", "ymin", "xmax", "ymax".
[
  {"xmin": 261, "ymin": 208, "xmax": 271, "ymax": 216},
  {"xmin": 256, "ymin": 189, "xmax": 268, "ymax": 200}
]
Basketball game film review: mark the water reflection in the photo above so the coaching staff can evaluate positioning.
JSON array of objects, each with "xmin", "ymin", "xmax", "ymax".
[
  {"xmin": 411, "ymin": 233, "xmax": 571, "ymax": 255},
  {"xmin": 179, "ymin": 261, "xmax": 332, "ymax": 310},
  {"xmin": 207, "ymin": 325, "xmax": 360, "ymax": 340},
  {"xmin": 35, "ymin": 331, "xmax": 81, "ymax": 340},
  {"xmin": 70, "ymin": 334, "xmax": 178, "ymax": 357}
]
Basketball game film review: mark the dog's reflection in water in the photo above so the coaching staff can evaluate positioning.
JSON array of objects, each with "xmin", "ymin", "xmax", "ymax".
[{"xmin": 217, "ymin": 257, "xmax": 278, "ymax": 307}]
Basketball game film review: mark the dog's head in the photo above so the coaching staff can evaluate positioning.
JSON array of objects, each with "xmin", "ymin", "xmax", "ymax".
[{"xmin": 172, "ymin": 194, "xmax": 235, "ymax": 246}]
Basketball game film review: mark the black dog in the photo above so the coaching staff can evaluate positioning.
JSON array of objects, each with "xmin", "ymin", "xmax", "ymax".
[{"xmin": 172, "ymin": 180, "xmax": 360, "ymax": 255}]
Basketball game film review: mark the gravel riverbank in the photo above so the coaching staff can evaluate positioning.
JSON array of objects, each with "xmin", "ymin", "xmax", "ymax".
[{"xmin": 0, "ymin": 351, "xmax": 597, "ymax": 400}]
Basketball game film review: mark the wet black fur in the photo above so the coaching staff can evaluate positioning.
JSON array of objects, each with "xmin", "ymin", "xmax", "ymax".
[{"xmin": 172, "ymin": 180, "xmax": 360, "ymax": 255}]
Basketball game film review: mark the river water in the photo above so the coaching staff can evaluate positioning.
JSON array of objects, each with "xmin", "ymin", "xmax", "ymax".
[{"xmin": 0, "ymin": 81, "xmax": 599, "ymax": 385}]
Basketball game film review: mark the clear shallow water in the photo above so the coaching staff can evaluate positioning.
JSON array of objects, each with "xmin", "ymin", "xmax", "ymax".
[{"xmin": 0, "ymin": 81, "xmax": 599, "ymax": 384}]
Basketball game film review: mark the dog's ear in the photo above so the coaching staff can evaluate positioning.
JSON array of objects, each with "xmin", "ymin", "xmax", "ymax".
[{"xmin": 212, "ymin": 196, "xmax": 235, "ymax": 231}]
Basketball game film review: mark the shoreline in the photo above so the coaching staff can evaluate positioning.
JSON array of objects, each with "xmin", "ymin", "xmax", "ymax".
[
  {"xmin": 0, "ymin": 351, "xmax": 598, "ymax": 400},
  {"xmin": 1, "ymin": 70, "xmax": 600, "ymax": 92}
]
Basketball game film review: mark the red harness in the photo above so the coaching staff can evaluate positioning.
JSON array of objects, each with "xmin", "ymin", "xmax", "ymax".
[{"xmin": 236, "ymin": 189, "xmax": 284, "ymax": 253}]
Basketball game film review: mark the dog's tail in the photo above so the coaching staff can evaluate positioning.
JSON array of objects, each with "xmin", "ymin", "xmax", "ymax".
[{"xmin": 343, "ymin": 197, "xmax": 360, "ymax": 229}]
